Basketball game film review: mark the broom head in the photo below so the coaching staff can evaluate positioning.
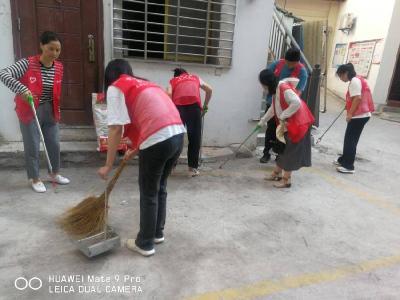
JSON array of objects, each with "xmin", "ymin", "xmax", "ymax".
[{"xmin": 57, "ymin": 192, "xmax": 107, "ymax": 239}]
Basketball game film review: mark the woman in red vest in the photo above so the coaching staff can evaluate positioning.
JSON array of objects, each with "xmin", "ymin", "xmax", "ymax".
[
  {"xmin": 167, "ymin": 68, "xmax": 212, "ymax": 177},
  {"xmin": 334, "ymin": 63, "xmax": 374, "ymax": 174},
  {"xmin": 98, "ymin": 59, "xmax": 185, "ymax": 257},
  {"xmin": 258, "ymin": 69, "xmax": 314, "ymax": 188},
  {"xmin": 0, "ymin": 31, "xmax": 70, "ymax": 193}
]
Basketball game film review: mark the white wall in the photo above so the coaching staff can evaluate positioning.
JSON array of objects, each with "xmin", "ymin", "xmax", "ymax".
[
  {"xmin": 103, "ymin": 0, "xmax": 274, "ymax": 146},
  {"xmin": 327, "ymin": 0, "xmax": 396, "ymax": 104},
  {"xmin": 0, "ymin": 0, "xmax": 21, "ymax": 141},
  {"xmin": 373, "ymin": 0, "xmax": 400, "ymax": 105}
]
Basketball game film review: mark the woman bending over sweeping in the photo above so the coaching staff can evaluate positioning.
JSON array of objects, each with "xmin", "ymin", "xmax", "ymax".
[
  {"xmin": 334, "ymin": 63, "xmax": 374, "ymax": 174},
  {"xmin": 0, "ymin": 31, "xmax": 70, "ymax": 193},
  {"xmin": 258, "ymin": 69, "xmax": 314, "ymax": 188},
  {"xmin": 167, "ymin": 68, "xmax": 212, "ymax": 177},
  {"xmin": 97, "ymin": 59, "xmax": 185, "ymax": 257}
]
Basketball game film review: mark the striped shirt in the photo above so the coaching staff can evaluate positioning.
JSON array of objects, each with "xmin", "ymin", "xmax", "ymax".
[{"xmin": 0, "ymin": 58, "xmax": 55, "ymax": 103}]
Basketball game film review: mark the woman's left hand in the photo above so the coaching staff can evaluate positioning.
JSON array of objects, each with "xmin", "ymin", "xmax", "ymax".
[
  {"xmin": 346, "ymin": 113, "xmax": 352, "ymax": 122},
  {"xmin": 98, "ymin": 165, "xmax": 112, "ymax": 180}
]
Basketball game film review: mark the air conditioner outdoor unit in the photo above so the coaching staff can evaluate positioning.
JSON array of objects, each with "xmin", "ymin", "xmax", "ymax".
[{"xmin": 339, "ymin": 13, "xmax": 355, "ymax": 32}]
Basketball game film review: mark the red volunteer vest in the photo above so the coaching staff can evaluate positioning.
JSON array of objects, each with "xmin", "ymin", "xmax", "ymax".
[
  {"xmin": 169, "ymin": 74, "xmax": 202, "ymax": 108},
  {"xmin": 274, "ymin": 59, "xmax": 304, "ymax": 79},
  {"xmin": 346, "ymin": 76, "xmax": 375, "ymax": 116},
  {"xmin": 112, "ymin": 75, "xmax": 183, "ymax": 149},
  {"xmin": 15, "ymin": 55, "xmax": 63, "ymax": 124},
  {"xmin": 274, "ymin": 83, "xmax": 315, "ymax": 143}
]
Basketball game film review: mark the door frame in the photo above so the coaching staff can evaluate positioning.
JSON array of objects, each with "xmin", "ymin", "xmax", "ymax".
[
  {"xmin": 387, "ymin": 46, "xmax": 400, "ymax": 107},
  {"xmin": 10, "ymin": 0, "xmax": 105, "ymax": 123}
]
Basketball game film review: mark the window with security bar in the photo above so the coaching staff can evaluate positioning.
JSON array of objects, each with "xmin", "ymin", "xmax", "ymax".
[{"xmin": 112, "ymin": 0, "xmax": 236, "ymax": 67}]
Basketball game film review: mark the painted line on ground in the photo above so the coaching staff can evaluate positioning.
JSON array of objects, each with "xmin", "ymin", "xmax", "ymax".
[
  {"xmin": 185, "ymin": 253, "xmax": 400, "ymax": 300},
  {"xmin": 304, "ymin": 167, "xmax": 400, "ymax": 216}
]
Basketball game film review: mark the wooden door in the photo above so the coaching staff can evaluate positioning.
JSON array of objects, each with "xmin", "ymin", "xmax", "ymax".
[
  {"xmin": 10, "ymin": 0, "xmax": 104, "ymax": 124},
  {"xmin": 388, "ymin": 48, "xmax": 400, "ymax": 107}
]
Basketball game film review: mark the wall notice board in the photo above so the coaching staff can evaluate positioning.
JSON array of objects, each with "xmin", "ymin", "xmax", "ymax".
[
  {"xmin": 347, "ymin": 40, "xmax": 377, "ymax": 77},
  {"xmin": 332, "ymin": 43, "xmax": 347, "ymax": 68}
]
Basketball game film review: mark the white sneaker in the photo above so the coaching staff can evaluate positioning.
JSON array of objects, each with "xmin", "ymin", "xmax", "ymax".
[
  {"xmin": 31, "ymin": 180, "xmax": 46, "ymax": 193},
  {"xmin": 333, "ymin": 159, "xmax": 341, "ymax": 166},
  {"xmin": 51, "ymin": 174, "xmax": 70, "ymax": 185},
  {"xmin": 188, "ymin": 168, "xmax": 200, "ymax": 177},
  {"xmin": 336, "ymin": 166, "xmax": 355, "ymax": 174},
  {"xmin": 154, "ymin": 236, "xmax": 165, "ymax": 244},
  {"xmin": 126, "ymin": 239, "xmax": 155, "ymax": 257}
]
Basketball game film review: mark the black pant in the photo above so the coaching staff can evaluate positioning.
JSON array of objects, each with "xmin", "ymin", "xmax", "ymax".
[
  {"xmin": 177, "ymin": 104, "xmax": 202, "ymax": 169},
  {"xmin": 263, "ymin": 104, "xmax": 278, "ymax": 157},
  {"xmin": 338, "ymin": 117, "xmax": 369, "ymax": 170},
  {"xmin": 136, "ymin": 133, "xmax": 184, "ymax": 250}
]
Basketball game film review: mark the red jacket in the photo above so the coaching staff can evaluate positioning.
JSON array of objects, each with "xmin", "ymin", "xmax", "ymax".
[
  {"xmin": 15, "ymin": 55, "xmax": 63, "ymax": 124},
  {"xmin": 275, "ymin": 82, "xmax": 315, "ymax": 143},
  {"xmin": 169, "ymin": 73, "xmax": 202, "ymax": 107},
  {"xmin": 346, "ymin": 76, "xmax": 375, "ymax": 116},
  {"xmin": 274, "ymin": 59, "xmax": 304, "ymax": 78},
  {"xmin": 112, "ymin": 75, "xmax": 183, "ymax": 149}
]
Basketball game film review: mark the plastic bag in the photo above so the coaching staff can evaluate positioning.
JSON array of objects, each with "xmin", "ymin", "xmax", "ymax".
[{"xmin": 92, "ymin": 93, "xmax": 129, "ymax": 153}]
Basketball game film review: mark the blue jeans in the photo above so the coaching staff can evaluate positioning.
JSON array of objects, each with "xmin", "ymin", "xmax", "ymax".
[{"xmin": 19, "ymin": 101, "xmax": 60, "ymax": 180}]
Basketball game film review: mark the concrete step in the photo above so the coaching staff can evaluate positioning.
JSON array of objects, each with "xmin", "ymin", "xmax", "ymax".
[
  {"xmin": 261, "ymin": 99, "xmax": 267, "ymax": 112},
  {"xmin": 0, "ymin": 141, "xmax": 235, "ymax": 169},
  {"xmin": 59, "ymin": 125, "xmax": 192, "ymax": 145},
  {"xmin": 378, "ymin": 105, "xmax": 400, "ymax": 113},
  {"xmin": 257, "ymin": 132, "xmax": 265, "ymax": 147},
  {"xmin": 59, "ymin": 125, "xmax": 97, "ymax": 142}
]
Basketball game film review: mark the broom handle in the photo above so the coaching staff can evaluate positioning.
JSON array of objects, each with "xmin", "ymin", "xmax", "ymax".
[
  {"xmin": 104, "ymin": 180, "xmax": 108, "ymax": 240},
  {"xmin": 104, "ymin": 159, "xmax": 128, "ymax": 196},
  {"xmin": 102, "ymin": 159, "xmax": 128, "ymax": 239}
]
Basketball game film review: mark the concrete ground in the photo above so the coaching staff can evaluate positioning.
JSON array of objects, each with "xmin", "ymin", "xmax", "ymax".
[{"xmin": 1, "ymin": 95, "xmax": 400, "ymax": 300}]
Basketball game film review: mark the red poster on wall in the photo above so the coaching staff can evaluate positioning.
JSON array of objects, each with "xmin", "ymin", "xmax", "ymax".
[{"xmin": 347, "ymin": 40, "xmax": 377, "ymax": 78}]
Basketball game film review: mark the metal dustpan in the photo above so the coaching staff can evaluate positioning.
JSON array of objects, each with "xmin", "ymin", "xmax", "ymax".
[
  {"xmin": 75, "ymin": 226, "xmax": 121, "ymax": 258},
  {"xmin": 75, "ymin": 176, "xmax": 121, "ymax": 258}
]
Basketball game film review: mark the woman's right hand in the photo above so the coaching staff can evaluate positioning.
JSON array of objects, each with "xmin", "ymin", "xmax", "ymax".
[{"xmin": 21, "ymin": 90, "xmax": 33, "ymax": 102}]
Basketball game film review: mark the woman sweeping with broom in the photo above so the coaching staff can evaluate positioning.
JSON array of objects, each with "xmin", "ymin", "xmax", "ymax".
[
  {"xmin": 334, "ymin": 63, "xmax": 374, "ymax": 174},
  {"xmin": 167, "ymin": 68, "xmax": 213, "ymax": 177},
  {"xmin": 0, "ymin": 31, "xmax": 70, "ymax": 193},
  {"xmin": 257, "ymin": 69, "xmax": 314, "ymax": 188},
  {"xmin": 97, "ymin": 59, "xmax": 185, "ymax": 257}
]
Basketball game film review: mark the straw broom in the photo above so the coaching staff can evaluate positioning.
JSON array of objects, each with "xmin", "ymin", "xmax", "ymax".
[{"xmin": 58, "ymin": 159, "xmax": 127, "ymax": 239}]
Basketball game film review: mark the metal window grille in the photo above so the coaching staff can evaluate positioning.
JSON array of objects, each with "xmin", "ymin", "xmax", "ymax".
[{"xmin": 112, "ymin": 0, "xmax": 236, "ymax": 67}]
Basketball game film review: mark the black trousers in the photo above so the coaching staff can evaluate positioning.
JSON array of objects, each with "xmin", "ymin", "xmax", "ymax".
[
  {"xmin": 263, "ymin": 104, "xmax": 278, "ymax": 156},
  {"xmin": 177, "ymin": 104, "xmax": 202, "ymax": 169},
  {"xmin": 338, "ymin": 117, "xmax": 369, "ymax": 170},
  {"xmin": 136, "ymin": 133, "xmax": 184, "ymax": 250}
]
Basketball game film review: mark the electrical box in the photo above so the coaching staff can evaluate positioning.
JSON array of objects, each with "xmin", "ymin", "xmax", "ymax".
[{"xmin": 339, "ymin": 13, "xmax": 355, "ymax": 31}]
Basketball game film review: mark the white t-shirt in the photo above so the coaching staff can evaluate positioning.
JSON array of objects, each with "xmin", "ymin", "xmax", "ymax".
[
  {"xmin": 107, "ymin": 86, "xmax": 186, "ymax": 150},
  {"xmin": 259, "ymin": 78, "xmax": 302, "ymax": 125},
  {"xmin": 348, "ymin": 77, "xmax": 371, "ymax": 119}
]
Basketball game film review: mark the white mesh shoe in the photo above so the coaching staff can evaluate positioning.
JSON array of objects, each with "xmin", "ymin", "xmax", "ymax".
[
  {"xmin": 31, "ymin": 180, "xmax": 46, "ymax": 193},
  {"xmin": 154, "ymin": 236, "xmax": 165, "ymax": 244},
  {"xmin": 336, "ymin": 166, "xmax": 355, "ymax": 174},
  {"xmin": 126, "ymin": 239, "xmax": 155, "ymax": 257},
  {"xmin": 188, "ymin": 168, "xmax": 200, "ymax": 177},
  {"xmin": 52, "ymin": 174, "xmax": 70, "ymax": 185}
]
